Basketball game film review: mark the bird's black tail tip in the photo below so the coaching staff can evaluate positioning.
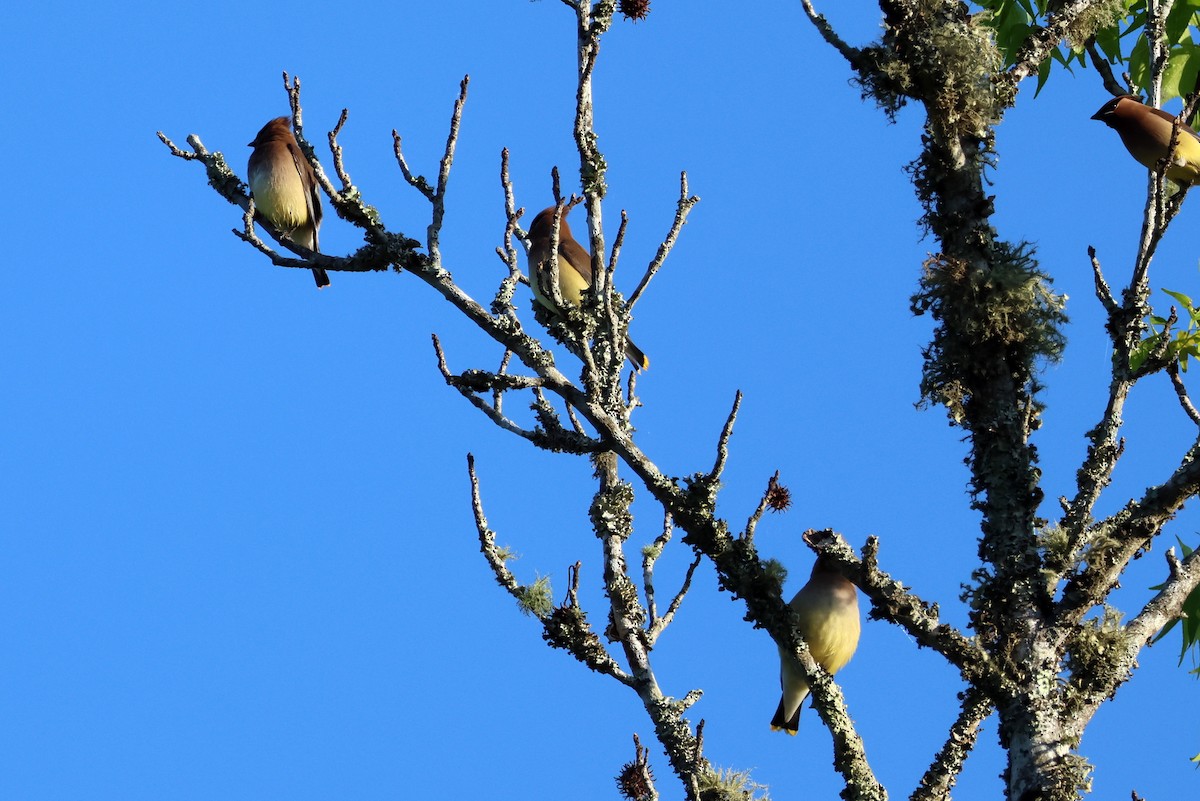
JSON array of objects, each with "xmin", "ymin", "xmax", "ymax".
[
  {"xmin": 770, "ymin": 700, "xmax": 800, "ymax": 735},
  {"xmin": 626, "ymin": 342, "xmax": 649, "ymax": 372}
]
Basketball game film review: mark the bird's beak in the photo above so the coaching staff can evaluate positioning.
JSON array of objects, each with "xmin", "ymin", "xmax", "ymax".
[{"xmin": 1090, "ymin": 110, "xmax": 1107, "ymax": 122}]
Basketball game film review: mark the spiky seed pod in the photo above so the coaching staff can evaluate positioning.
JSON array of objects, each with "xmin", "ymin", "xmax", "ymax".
[{"xmin": 619, "ymin": 0, "xmax": 650, "ymax": 22}]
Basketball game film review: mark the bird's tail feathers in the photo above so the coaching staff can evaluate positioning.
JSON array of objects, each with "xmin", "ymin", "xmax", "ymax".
[
  {"xmin": 625, "ymin": 338, "xmax": 649, "ymax": 372},
  {"xmin": 769, "ymin": 699, "xmax": 801, "ymax": 735}
]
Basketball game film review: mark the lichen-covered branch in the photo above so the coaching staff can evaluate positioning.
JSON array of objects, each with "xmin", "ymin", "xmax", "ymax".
[
  {"xmin": 742, "ymin": 471, "xmax": 784, "ymax": 547},
  {"xmin": 643, "ymin": 513, "xmax": 701, "ymax": 646},
  {"xmin": 853, "ymin": 535, "xmax": 997, "ymax": 692},
  {"xmin": 433, "ymin": 334, "xmax": 606, "ymax": 451},
  {"xmin": 1003, "ymin": 1, "xmax": 1127, "ymax": 85},
  {"xmin": 1059, "ymin": 442, "xmax": 1200, "ymax": 625},
  {"xmin": 627, "ymin": 173, "xmax": 700, "ymax": 310},
  {"xmin": 1166, "ymin": 362, "xmax": 1200, "ymax": 425},
  {"xmin": 1060, "ymin": 545, "xmax": 1200, "ymax": 737},
  {"xmin": 910, "ymin": 686, "xmax": 993, "ymax": 801}
]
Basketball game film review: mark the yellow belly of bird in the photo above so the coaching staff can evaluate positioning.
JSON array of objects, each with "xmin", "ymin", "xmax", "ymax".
[
  {"xmin": 534, "ymin": 260, "xmax": 591, "ymax": 311},
  {"xmin": 1124, "ymin": 129, "xmax": 1200, "ymax": 184},
  {"xmin": 557, "ymin": 263, "xmax": 590, "ymax": 307},
  {"xmin": 252, "ymin": 174, "xmax": 310, "ymax": 232},
  {"xmin": 801, "ymin": 611, "xmax": 860, "ymax": 674},
  {"xmin": 776, "ymin": 603, "xmax": 860, "ymax": 703}
]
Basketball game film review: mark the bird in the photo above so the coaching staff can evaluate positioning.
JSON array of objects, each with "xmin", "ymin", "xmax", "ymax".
[
  {"xmin": 770, "ymin": 555, "xmax": 861, "ymax": 735},
  {"xmin": 1092, "ymin": 96, "xmax": 1200, "ymax": 185},
  {"xmin": 246, "ymin": 117, "xmax": 330, "ymax": 288},
  {"xmin": 526, "ymin": 206, "xmax": 649, "ymax": 371}
]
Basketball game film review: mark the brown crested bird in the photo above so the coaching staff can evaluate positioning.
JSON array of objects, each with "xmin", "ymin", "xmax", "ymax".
[
  {"xmin": 247, "ymin": 117, "xmax": 330, "ymax": 288},
  {"xmin": 525, "ymin": 206, "xmax": 649, "ymax": 371},
  {"xmin": 1092, "ymin": 96, "xmax": 1200, "ymax": 185},
  {"xmin": 770, "ymin": 555, "xmax": 861, "ymax": 735}
]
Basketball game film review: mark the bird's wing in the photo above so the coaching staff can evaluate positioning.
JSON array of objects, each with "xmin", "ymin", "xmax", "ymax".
[
  {"xmin": 286, "ymin": 140, "xmax": 322, "ymax": 251},
  {"xmin": 560, "ymin": 238, "xmax": 593, "ymax": 286}
]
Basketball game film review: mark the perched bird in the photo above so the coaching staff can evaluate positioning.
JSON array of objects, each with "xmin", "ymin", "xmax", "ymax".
[
  {"xmin": 1092, "ymin": 96, "xmax": 1200, "ymax": 185},
  {"xmin": 770, "ymin": 555, "xmax": 861, "ymax": 735},
  {"xmin": 247, "ymin": 117, "xmax": 330, "ymax": 288},
  {"xmin": 526, "ymin": 206, "xmax": 649, "ymax": 371}
]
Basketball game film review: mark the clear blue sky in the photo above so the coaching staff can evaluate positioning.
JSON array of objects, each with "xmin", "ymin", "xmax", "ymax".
[{"xmin": 3, "ymin": 2, "xmax": 1196, "ymax": 799}]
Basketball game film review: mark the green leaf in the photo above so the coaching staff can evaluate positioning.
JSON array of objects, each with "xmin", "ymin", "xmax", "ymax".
[
  {"xmin": 1130, "ymin": 31, "xmax": 1150, "ymax": 91},
  {"xmin": 1036, "ymin": 55, "xmax": 1053, "ymax": 96},
  {"xmin": 1163, "ymin": 288, "xmax": 1195, "ymax": 309},
  {"xmin": 1151, "ymin": 537, "xmax": 1200, "ymax": 665},
  {"xmin": 1094, "ymin": 16, "xmax": 1125, "ymax": 63},
  {"xmin": 1130, "ymin": 334, "xmax": 1160, "ymax": 371},
  {"xmin": 1164, "ymin": 3, "xmax": 1200, "ymax": 45},
  {"xmin": 1162, "ymin": 40, "xmax": 1200, "ymax": 102}
]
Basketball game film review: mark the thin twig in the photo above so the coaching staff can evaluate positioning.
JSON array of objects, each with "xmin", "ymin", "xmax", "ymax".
[
  {"xmin": 623, "ymin": 734, "xmax": 659, "ymax": 801},
  {"xmin": 798, "ymin": 0, "xmax": 863, "ymax": 68},
  {"xmin": 608, "ymin": 208, "xmax": 629, "ymax": 290},
  {"xmin": 623, "ymin": 366, "xmax": 643, "ymax": 423},
  {"xmin": 743, "ymin": 471, "xmax": 782, "ymax": 545},
  {"xmin": 629, "ymin": 172, "xmax": 700, "ymax": 310},
  {"xmin": 494, "ymin": 349, "xmax": 514, "ymax": 417},
  {"xmin": 1166, "ymin": 362, "xmax": 1200, "ymax": 425},
  {"xmin": 468, "ymin": 453, "xmax": 524, "ymax": 598},
  {"xmin": 565, "ymin": 402, "xmax": 587, "ymax": 436},
  {"xmin": 428, "ymin": 75, "xmax": 470, "ymax": 262},
  {"xmin": 495, "ymin": 148, "xmax": 526, "ymax": 316},
  {"xmin": 643, "ymin": 512, "xmax": 702, "ymax": 645},
  {"xmin": 327, "ymin": 108, "xmax": 354, "ymax": 189},
  {"xmin": 393, "ymin": 132, "xmax": 435, "ymax": 201},
  {"xmin": 708, "ymin": 392, "xmax": 743, "ymax": 482},
  {"xmin": 643, "ymin": 512, "xmax": 673, "ymax": 624},
  {"xmin": 433, "ymin": 334, "xmax": 546, "ymax": 442},
  {"xmin": 155, "ymin": 132, "xmax": 197, "ymax": 160},
  {"xmin": 1088, "ymin": 246, "xmax": 1118, "ymax": 315},
  {"xmin": 325, "ymin": 108, "xmax": 387, "ymax": 241},
  {"xmin": 650, "ymin": 554, "xmax": 701, "ymax": 646},
  {"xmin": 1086, "ymin": 39, "xmax": 1129, "ymax": 97}
]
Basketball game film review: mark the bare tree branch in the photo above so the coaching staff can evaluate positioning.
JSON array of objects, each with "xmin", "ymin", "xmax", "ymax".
[
  {"xmin": 628, "ymin": 172, "xmax": 700, "ymax": 311},
  {"xmin": 1167, "ymin": 361, "xmax": 1200, "ymax": 425},
  {"xmin": 911, "ymin": 686, "xmax": 993, "ymax": 801}
]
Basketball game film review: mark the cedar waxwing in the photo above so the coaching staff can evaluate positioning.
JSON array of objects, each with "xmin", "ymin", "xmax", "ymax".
[
  {"xmin": 1092, "ymin": 96, "xmax": 1200, "ymax": 185},
  {"xmin": 247, "ymin": 117, "xmax": 330, "ymax": 288},
  {"xmin": 526, "ymin": 206, "xmax": 649, "ymax": 371},
  {"xmin": 770, "ymin": 555, "xmax": 861, "ymax": 735}
]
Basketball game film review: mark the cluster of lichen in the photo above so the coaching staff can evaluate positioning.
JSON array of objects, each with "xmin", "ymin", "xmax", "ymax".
[
  {"xmin": 1037, "ymin": 523, "xmax": 1072, "ymax": 581},
  {"xmin": 760, "ymin": 558, "xmax": 788, "ymax": 598},
  {"xmin": 924, "ymin": 12, "xmax": 1008, "ymax": 137},
  {"xmin": 590, "ymin": 476, "xmax": 637, "ymax": 540},
  {"xmin": 1064, "ymin": 0, "xmax": 1124, "ymax": 52},
  {"xmin": 860, "ymin": 2, "xmax": 1008, "ymax": 133},
  {"xmin": 912, "ymin": 243, "xmax": 1067, "ymax": 424},
  {"xmin": 543, "ymin": 602, "xmax": 611, "ymax": 670},
  {"xmin": 515, "ymin": 574, "xmax": 553, "ymax": 618},
  {"xmin": 695, "ymin": 767, "xmax": 771, "ymax": 801},
  {"xmin": 1064, "ymin": 606, "xmax": 1129, "ymax": 705}
]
